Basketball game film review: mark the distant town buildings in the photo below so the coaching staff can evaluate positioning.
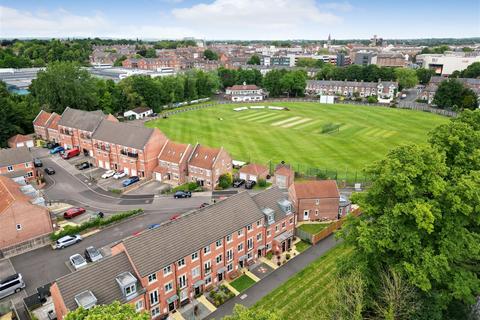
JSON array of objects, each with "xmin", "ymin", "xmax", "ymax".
[
  {"xmin": 420, "ymin": 76, "xmax": 480, "ymax": 104},
  {"xmin": 416, "ymin": 52, "xmax": 480, "ymax": 75},
  {"xmin": 306, "ymin": 79, "xmax": 398, "ymax": 101}
]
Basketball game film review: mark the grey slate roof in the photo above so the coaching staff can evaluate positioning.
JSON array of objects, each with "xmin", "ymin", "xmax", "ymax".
[
  {"xmin": 92, "ymin": 120, "xmax": 154, "ymax": 149},
  {"xmin": 0, "ymin": 147, "xmax": 32, "ymax": 167},
  {"xmin": 122, "ymin": 191, "xmax": 266, "ymax": 277},
  {"xmin": 58, "ymin": 107, "xmax": 105, "ymax": 132},
  {"xmin": 252, "ymin": 187, "xmax": 293, "ymax": 223},
  {"xmin": 56, "ymin": 252, "xmax": 140, "ymax": 311},
  {"xmin": 307, "ymin": 79, "xmax": 398, "ymax": 88}
]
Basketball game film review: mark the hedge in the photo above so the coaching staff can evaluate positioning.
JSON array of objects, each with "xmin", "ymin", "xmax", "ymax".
[{"xmin": 51, "ymin": 209, "xmax": 143, "ymax": 241}]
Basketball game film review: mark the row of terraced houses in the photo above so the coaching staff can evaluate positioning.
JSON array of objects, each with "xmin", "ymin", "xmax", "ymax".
[{"xmin": 33, "ymin": 107, "xmax": 232, "ymax": 190}]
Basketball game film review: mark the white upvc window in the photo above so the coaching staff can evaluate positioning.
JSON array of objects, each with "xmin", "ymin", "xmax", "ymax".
[
  {"xmin": 148, "ymin": 273, "xmax": 157, "ymax": 284},
  {"xmin": 216, "ymin": 254, "xmax": 222, "ymax": 264},
  {"xmin": 178, "ymin": 258, "xmax": 186, "ymax": 268},
  {"xmin": 164, "ymin": 282, "xmax": 173, "ymax": 293},
  {"xmin": 247, "ymin": 238, "xmax": 254, "ymax": 250},
  {"xmin": 216, "ymin": 239, "xmax": 222, "ymax": 248},
  {"xmin": 178, "ymin": 274, "xmax": 187, "ymax": 289},
  {"xmin": 192, "ymin": 266, "xmax": 200, "ymax": 278},
  {"xmin": 149, "ymin": 290, "xmax": 159, "ymax": 306},
  {"xmin": 204, "ymin": 246, "xmax": 211, "ymax": 255},
  {"xmin": 163, "ymin": 265, "xmax": 172, "ymax": 276},
  {"xmin": 191, "ymin": 252, "xmax": 199, "ymax": 261},
  {"xmin": 135, "ymin": 300, "xmax": 144, "ymax": 312},
  {"xmin": 7, "ymin": 166, "xmax": 13, "ymax": 172}
]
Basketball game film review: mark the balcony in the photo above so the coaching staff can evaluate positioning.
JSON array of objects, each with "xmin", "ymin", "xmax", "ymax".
[
  {"xmin": 94, "ymin": 144, "xmax": 111, "ymax": 152},
  {"xmin": 120, "ymin": 150, "xmax": 138, "ymax": 158}
]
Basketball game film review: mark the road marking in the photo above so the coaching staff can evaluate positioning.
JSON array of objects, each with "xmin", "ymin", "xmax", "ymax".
[{"xmin": 240, "ymin": 294, "xmax": 248, "ymax": 300}]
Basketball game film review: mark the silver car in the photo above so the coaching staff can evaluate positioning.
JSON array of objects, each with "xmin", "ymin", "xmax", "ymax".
[
  {"xmin": 69, "ymin": 254, "xmax": 87, "ymax": 270},
  {"xmin": 55, "ymin": 235, "xmax": 82, "ymax": 249},
  {"xmin": 0, "ymin": 273, "xmax": 26, "ymax": 299},
  {"xmin": 84, "ymin": 246, "xmax": 103, "ymax": 263}
]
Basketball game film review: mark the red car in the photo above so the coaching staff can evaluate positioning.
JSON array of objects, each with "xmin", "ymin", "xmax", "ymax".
[
  {"xmin": 169, "ymin": 214, "xmax": 181, "ymax": 221},
  {"xmin": 61, "ymin": 148, "xmax": 80, "ymax": 160},
  {"xmin": 63, "ymin": 207, "xmax": 86, "ymax": 219}
]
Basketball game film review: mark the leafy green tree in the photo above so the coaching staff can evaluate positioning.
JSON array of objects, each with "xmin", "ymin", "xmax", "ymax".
[
  {"xmin": 224, "ymin": 304, "xmax": 281, "ymax": 320},
  {"xmin": 416, "ymin": 68, "xmax": 435, "ymax": 85},
  {"xmin": 460, "ymin": 62, "xmax": 480, "ymax": 78},
  {"xmin": 30, "ymin": 61, "xmax": 99, "ymax": 114},
  {"xmin": 203, "ymin": 49, "xmax": 219, "ymax": 61},
  {"xmin": 280, "ymin": 70, "xmax": 307, "ymax": 97},
  {"xmin": 113, "ymin": 55, "xmax": 127, "ymax": 67},
  {"xmin": 296, "ymin": 58, "xmax": 323, "ymax": 68},
  {"xmin": 64, "ymin": 301, "xmax": 148, "ymax": 320},
  {"xmin": 395, "ymin": 68, "xmax": 418, "ymax": 90},
  {"xmin": 433, "ymin": 79, "xmax": 478, "ymax": 111},
  {"xmin": 247, "ymin": 54, "xmax": 261, "ymax": 65},
  {"xmin": 218, "ymin": 173, "xmax": 233, "ymax": 189},
  {"xmin": 218, "ymin": 67, "xmax": 238, "ymax": 88},
  {"xmin": 263, "ymin": 69, "xmax": 287, "ymax": 97}
]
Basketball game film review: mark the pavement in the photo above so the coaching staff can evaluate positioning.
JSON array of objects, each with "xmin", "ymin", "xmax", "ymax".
[{"xmin": 205, "ymin": 234, "xmax": 341, "ymax": 319}]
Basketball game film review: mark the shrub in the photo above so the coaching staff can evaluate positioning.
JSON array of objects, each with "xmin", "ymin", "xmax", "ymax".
[
  {"xmin": 368, "ymin": 95, "xmax": 378, "ymax": 103},
  {"xmin": 218, "ymin": 173, "xmax": 233, "ymax": 189},
  {"xmin": 257, "ymin": 178, "xmax": 267, "ymax": 187},
  {"xmin": 266, "ymin": 251, "xmax": 273, "ymax": 260},
  {"xmin": 286, "ymin": 253, "xmax": 291, "ymax": 260},
  {"xmin": 110, "ymin": 188, "xmax": 122, "ymax": 194}
]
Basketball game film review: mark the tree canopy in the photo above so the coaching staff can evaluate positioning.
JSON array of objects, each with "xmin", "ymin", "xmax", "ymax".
[
  {"xmin": 64, "ymin": 301, "xmax": 148, "ymax": 320},
  {"xmin": 203, "ymin": 49, "xmax": 219, "ymax": 61},
  {"xmin": 433, "ymin": 79, "xmax": 478, "ymax": 111},
  {"xmin": 394, "ymin": 68, "xmax": 418, "ymax": 90},
  {"xmin": 247, "ymin": 54, "xmax": 261, "ymax": 65}
]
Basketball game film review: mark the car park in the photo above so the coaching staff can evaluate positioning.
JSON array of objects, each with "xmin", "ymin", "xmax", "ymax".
[
  {"xmin": 113, "ymin": 171, "xmax": 127, "ymax": 179},
  {"xmin": 50, "ymin": 146, "xmax": 65, "ymax": 154},
  {"xmin": 245, "ymin": 180, "xmax": 256, "ymax": 189},
  {"xmin": 0, "ymin": 273, "xmax": 26, "ymax": 299},
  {"xmin": 63, "ymin": 207, "xmax": 86, "ymax": 219},
  {"xmin": 174, "ymin": 190, "xmax": 192, "ymax": 198},
  {"xmin": 55, "ymin": 235, "xmax": 82, "ymax": 249},
  {"xmin": 233, "ymin": 179, "xmax": 245, "ymax": 188},
  {"xmin": 84, "ymin": 246, "xmax": 103, "ymax": 263},
  {"xmin": 101, "ymin": 170, "xmax": 116, "ymax": 179},
  {"xmin": 44, "ymin": 167, "xmax": 56, "ymax": 175},
  {"xmin": 69, "ymin": 254, "xmax": 87, "ymax": 270},
  {"xmin": 34, "ymin": 158, "xmax": 43, "ymax": 167},
  {"xmin": 122, "ymin": 176, "xmax": 140, "ymax": 187},
  {"xmin": 75, "ymin": 161, "xmax": 92, "ymax": 170},
  {"xmin": 61, "ymin": 148, "xmax": 80, "ymax": 159}
]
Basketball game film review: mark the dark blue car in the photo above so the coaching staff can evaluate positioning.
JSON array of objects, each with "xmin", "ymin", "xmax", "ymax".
[
  {"xmin": 122, "ymin": 176, "xmax": 140, "ymax": 187},
  {"xmin": 50, "ymin": 146, "xmax": 65, "ymax": 154}
]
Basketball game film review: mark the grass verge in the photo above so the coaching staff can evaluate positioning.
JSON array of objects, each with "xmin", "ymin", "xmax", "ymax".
[{"xmin": 230, "ymin": 274, "xmax": 257, "ymax": 292}]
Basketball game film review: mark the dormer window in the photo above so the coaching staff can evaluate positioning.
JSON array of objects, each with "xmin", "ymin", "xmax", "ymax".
[
  {"xmin": 125, "ymin": 283, "xmax": 136, "ymax": 296},
  {"xmin": 116, "ymin": 272, "xmax": 138, "ymax": 299}
]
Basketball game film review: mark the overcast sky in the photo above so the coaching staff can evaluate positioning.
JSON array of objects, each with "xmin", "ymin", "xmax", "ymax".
[{"xmin": 1, "ymin": 0, "xmax": 479, "ymax": 40}]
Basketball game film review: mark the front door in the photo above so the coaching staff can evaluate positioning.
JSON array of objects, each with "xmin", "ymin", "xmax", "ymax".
[
  {"xmin": 303, "ymin": 210, "xmax": 309, "ymax": 221},
  {"xmin": 282, "ymin": 241, "xmax": 286, "ymax": 252},
  {"xmin": 218, "ymin": 272, "xmax": 223, "ymax": 282},
  {"xmin": 195, "ymin": 286, "xmax": 201, "ymax": 296},
  {"xmin": 239, "ymin": 260, "xmax": 244, "ymax": 268},
  {"xmin": 257, "ymin": 249, "xmax": 262, "ymax": 257},
  {"xmin": 168, "ymin": 302, "xmax": 175, "ymax": 312},
  {"xmin": 287, "ymin": 238, "xmax": 291, "ymax": 250}
]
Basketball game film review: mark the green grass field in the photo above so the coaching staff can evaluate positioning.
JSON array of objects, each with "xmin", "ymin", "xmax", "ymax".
[
  {"xmin": 229, "ymin": 274, "xmax": 257, "ymax": 292},
  {"xmin": 253, "ymin": 244, "xmax": 352, "ymax": 319},
  {"xmin": 146, "ymin": 102, "xmax": 447, "ymax": 180},
  {"xmin": 298, "ymin": 223, "xmax": 332, "ymax": 234}
]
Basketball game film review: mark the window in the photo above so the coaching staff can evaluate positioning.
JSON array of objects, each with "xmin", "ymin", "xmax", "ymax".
[
  {"xmin": 16, "ymin": 224, "xmax": 22, "ymax": 231},
  {"xmin": 191, "ymin": 252, "xmax": 199, "ymax": 261},
  {"xmin": 237, "ymin": 230, "xmax": 244, "ymax": 237},
  {"xmin": 205, "ymin": 276, "xmax": 212, "ymax": 285},
  {"xmin": 204, "ymin": 245, "xmax": 211, "ymax": 254},
  {"xmin": 135, "ymin": 300, "xmax": 144, "ymax": 312},
  {"xmin": 316, "ymin": 199, "xmax": 320, "ymax": 205},
  {"xmin": 192, "ymin": 266, "xmax": 200, "ymax": 278},
  {"xmin": 256, "ymin": 233, "xmax": 262, "ymax": 241},
  {"xmin": 247, "ymin": 225, "xmax": 253, "ymax": 232},
  {"xmin": 7, "ymin": 166, "xmax": 13, "ymax": 172},
  {"xmin": 247, "ymin": 238, "xmax": 254, "ymax": 250},
  {"xmin": 125, "ymin": 284, "xmax": 136, "ymax": 296},
  {"xmin": 151, "ymin": 306, "xmax": 160, "ymax": 318},
  {"xmin": 226, "ymin": 249, "xmax": 234, "ymax": 262},
  {"xmin": 256, "ymin": 220, "xmax": 261, "ymax": 227},
  {"xmin": 148, "ymin": 273, "xmax": 157, "ymax": 284},
  {"xmin": 226, "ymin": 234, "xmax": 232, "ymax": 243},
  {"xmin": 282, "ymin": 222, "xmax": 286, "ymax": 229},
  {"xmin": 216, "ymin": 239, "xmax": 222, "ymax": 248},
  {"xmin": 227, "ymin": 263, "xmax": 233, "ymax": 272},
  {"xmin": 216, "ymin": 254, "xmax": 222, "ymax": 264},
  {"xmin": 164, "ymin": 282, "xmax": 173, "ymax": 293},
  {"xmin": 163, "ymin": 265, "xmax": 172, "ymax": 276},
  {"xmin": 289, "ymin": 217, "xmax": 294, "ymax": 224},
  {"xmin": 204, "ymin": 260, "xmax": 211, "ymax": 274},
  {"xmin": 275, "ymin": 225, "xmax": 279, "ymax": 232},
  {"xmin": 315, "ymin": 210, "xmax": 319, "ymax": 216},
  {"xmin": 237, "ymin": 243, "xmax": 243, "ymax": 252},
  {"xmin": 178, "ymin": 274, "xmax": 187, "ymax": 289},
  {"xmin": 177, "ymin": 258, "xmax": 186, "ymax": 268},
  {"xmin": 149, "ymin": 290, "xmax": 159, "ymax": 306},
  {"xmin": 25, "ymin": 162, "xmax": 30, "ymax": 168}
]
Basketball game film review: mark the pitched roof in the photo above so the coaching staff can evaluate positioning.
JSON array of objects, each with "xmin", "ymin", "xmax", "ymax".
[
  {"xmin": 252, "ymin": 186, "xmax": 292, "ymax": 222},
  {"xmin": 58, "ymin": 107, "xmax": 105, "ymax": 132},
  {"xmin": 0, "ymin": 147, "xmax": 32, "ymax": 167},
  {"xmin": 0, "ymin": 176, "xmax": 17, "ymax": 214},
  {"xmin": 158, "ymin": 140, "xmax": 191, "ymax": 163},
  {"xmin": 292, "ymin": 180, "xmax": 339, "ymax": 199},
  {"xmin": 92, "ymin": 120, "xmax": 154, "ymax": 149},
  {"xmin": 8, "ymin": 134, "xmax": 33, "ymax": 145},
  {"xmin": 33, "ymin": 110, "xmax": 52, "ymax": 127},
  {"xmin": 131, "ymin": 107, "xmax": 152, "ymax": 114},
  {"xmin": 55, "ymin": 252, "xmax": 141, "ymax": 311},
  {"xmin": 188, "ymin": 145, "xmax": 222, "ymax": 169},
  {"xmin": 47, "ymin": 113, "xmax": 61, "ymax": 130},
  {"xmin": 227, "ymin": 84, "xmax": 260, "ymax": 91},
  {"xmin": 275, "ymin": 164, "xmax": 293, "ymax": 176},
  {"xmin": 239, "ymin": 163, "xmax": 268, "ymax": 176},
  {"xmin": 122, "ymin": 191, "xmax": 265, "ymax": 276}
]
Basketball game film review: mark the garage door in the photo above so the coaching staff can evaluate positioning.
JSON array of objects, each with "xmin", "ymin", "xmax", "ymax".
[
  {"xmin": 250, "ymin": 176, "xmax": 257, "ymax": 182},
  {"xmin": 105, "ymin": 161, "xmax": 110, "ymax": 169},
  {"xmin": 16, "ymin": 142, "xmax": 25, "ymax": 148},
  {"xmin": 155, "ymin": 172, "xmax": 162, "ymax": 181},
  {"xmin": 131, "ymin": 169, "xmax": 137, "ymax": 176},
  {"xmin": 98, "ymin": 160, "xmax": 104, "ymax": 169},
  {"xmin": 276, "ymin": 175, "xmax": 286, "ymax": 188},
  {"xmin": 124, "ymin": 167, "xmax": 129, "ymax": 175},
  {"xmin": 239, "ymin": 173, "xmax": 247, "ymax": 180},
  {"xmin": 26, "ymin": 141, "xmax": 34, "ymax": 148}
]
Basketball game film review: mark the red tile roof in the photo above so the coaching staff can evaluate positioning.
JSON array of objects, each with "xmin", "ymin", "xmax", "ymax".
[
  {"xmin": 227, "ymin": 84, "xmax": 260, "ymax": 91},
  {"xmin": 240, "ymin": 163, "xmax": 268, "ymax": 176},
  {"xmin": 33, "ymin": 110, "xmax": 52, "ymax": 127},
  {"xmin": 47, "ymin": 113, "xmax": 61, "ymax": 130},
  {"xmin": 8, "ymin": 134, "xmax": 33, "ymax": 145},
  {"xmin": 292, "ymin": 180, "xmax": 339, "ymax": 199},
  {"xmin": 188, "ymin": 145, "xmax": 221, "ymax": 169},
  {"xmin": 0, "ymin": 176, "xmax": 25, "ymax": 214},
  {"xmin": 158, "ymin": 141, "xmax": 191, "ymax": 163},
  {"xmin": 275, "ymin": 164, "xmax": 293, "ymax": 176}
]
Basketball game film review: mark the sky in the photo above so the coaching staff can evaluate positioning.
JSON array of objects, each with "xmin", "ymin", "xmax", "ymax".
[{"xmin": 0, "ymin": 0, "xmax": 479, "ymax": 40}]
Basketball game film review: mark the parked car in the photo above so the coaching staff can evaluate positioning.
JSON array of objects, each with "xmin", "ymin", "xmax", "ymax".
[
  {"xmin": 0, "ymin": 274, "xmax": 26, "ymax": 299},
  {"xmin": 55, "ymin": 235, "xmax": 82, "ymax": 249},
  {"xmin": 122, "ymin": 176, "xmax": 140, "ymax": 187},
  {"xmin": 233, "ymin": 179, "xmax": 245, "ymax": 188},
  {"xmin": 75, "ymin": 162, "xmax": 91, "ymax": 170},
  {"xmin": 33, "ymin": 158, "xmax": 43, "ymax": 167},
  {"xmin": 101, "ymin": 170, "xmax": 116, "ymax": 179},
  {"xmin": 245, "ymin": 180, "xmax": 256, "ymax": 189},
  {"xmin": 174, "ymin": 190, "xmax": 192, "ymax": 198},
  {"xmin": 63, "ymin": 207, "xmax": 86, "ymax": 219},
  {"xmin": 199, "ymin": 202, "xmax": 210, "ymax": 208},
  {"xmin": 113, "ymin": 171, "xmax": 127, "ymax": 179},
  {"xmin": 46, "ymin": 142, "xmax": 59, "ymax": 149},
  {"xmin": 50, "ymin": 146, "xmax": 64, "ymax": 154},
  {"xmin": 61, "ymin": 148, "xmax": 80, "ymax": 159},
  {"xmin": 169, "ymin": 213, "xmax": 181, "ymax": 221},
  {"xmin": 44, "ymin": 167, "xmax": 56, "ymax": 175},
  {"xmin": 148, "ymin": 223, "xmax": 161, "ymax": 230},
  {"xmin": 84, "ymin": 246, "xmax": 103, "ymax": 263},
  {"xmin": 69, "ymin": 254, "xmax": 87, "ymax": 270}
]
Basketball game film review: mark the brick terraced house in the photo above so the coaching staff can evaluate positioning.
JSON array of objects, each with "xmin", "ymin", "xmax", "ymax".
[
  {"xmin": 0, "ymin": 147, "xmax": 36, "ymax": 182},
  {"xmin": 289, "ymin": 180, "xmax": 341, "ymax": 221},
  {"xmin": 239, "ymin": 163, "xmax": 269, "ymax": 182},
  {"xmin": 187, "ymin": 144, "xmax": 232, "ymax": 190},
  {"xmin": 306, "ymin": 79, "xmax": 398, "ymax": 100},
  {"xmin": 92, "ymin": 120, "xmax": 167, "ymax": 178},
  {"xmin": 153, "ymin": 140, "xmax": 193, "ymax": 185},
  {"xmin": 51, "ymin": 187, "xmax": 295, "ymax": 319},
  {"xmin": 33, "ymin": 110, "xmax": 55, "ymax": 141}
]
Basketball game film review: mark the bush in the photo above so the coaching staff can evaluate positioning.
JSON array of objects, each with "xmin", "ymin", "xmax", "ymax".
[
  {"xmin": 257, "ymin": 178, "xmax": 267, "ymax": 187},
  {"xmin": 218, "ymin": 173, "xmax": 233, "ymax": 189},
  {"xmin": 266, "ymin": 251, "xmax": 273, "ymax": 260},
  {"xmin": 286, "ymin": 253, "xmax": 291, "ymax": 260},
  {"xmin": 367, "ymin": 95, "xmax": 378, "ymax": 103},
  {"xmin": 171, "ymin": 182, "xmax": 198, "ymax": 193}
]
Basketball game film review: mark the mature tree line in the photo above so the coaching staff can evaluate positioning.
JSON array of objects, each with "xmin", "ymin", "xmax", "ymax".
[
  {"xmin": 338, "ymin": 110, "xmax": 480, "ymax": 319},
  {"xmin": 433, "ymin": 79, "xmax": 478, "ymax": 111},
  {"xmin": 451, "ymin": 62, "xmax": 480, "ymax": 79}
]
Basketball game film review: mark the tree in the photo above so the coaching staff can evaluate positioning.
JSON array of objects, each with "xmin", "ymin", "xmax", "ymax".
[
  {"xmin": 247, "ymin": 54, "xmax": 261, "ymax": 65},
  {"xmin": 433, "ymin": 79, "xmax": 478, "ymax": 111},
  {"xmin": 296, "ymin": 58, "xmax": 323, "ymax": 68},
  {"xmin": 203, "ymin": 49, "xmax": 219, "ymax": 61},
  {"xmin": 113, "ymin": 55, "xmax": 127, "ymax": 67},
  {"xmin": 218, "ymin": 173, "xmax": 233, "ymax": 189},
  {"xmin": 223, "ymin": 304, "xmax": 281, "ymax": 320},
  {"xmin": 263, "ymin": 69, "xmax": 286, "ymax": 97},
  {"xmin": 460, "ymin": 62, "xmax": 480, "ymax": 78},
  {"xmin": 218, "ymin": 67, "xmax": 238, "ymax": 88},
  {"xmin": 416, "ymin": 68, "xmax": 435, "ymax": 85},
  {"xmin": 280, "ymin": 70, "xmax": 307, "ymax": 97},
  {"xmin": 394, "ymin": 68, "xmax": 418, "ymax": 90},
  {"xmin": 64, "ymin": 301, "xmax": 148, "ymax": 320}
]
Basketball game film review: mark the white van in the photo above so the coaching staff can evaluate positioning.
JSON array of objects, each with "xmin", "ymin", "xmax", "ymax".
[{"xmin": 0, "ymin": 274, "xmax": 26, "ymax": 299}]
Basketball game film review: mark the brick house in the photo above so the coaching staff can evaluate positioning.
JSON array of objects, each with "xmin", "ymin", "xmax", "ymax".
[
  {"xmin": 8, "ymin": 134, "xmax": 34, "ymax": 149},
  {"xmin": 274, "ymin": 163, "xmax": 294, "ymax": 189},
  {"xmin": 153, "ymin": 140, "xmax": 193, "ymax": 185},
  {"xmin": 239, "ymin": 163, "xmax": 269, "ymax": 182},
  {"xmin": 92, "ymin": 120, "xmax": 167, "ymax": 178},
  {"xmin": 225, "ymin": 83, "xmax": 265, "ymax": 102},
  {"xmin": 46, "ymin": 113, "xmax": 62, "ymax": 143},
  {"xmin": 0, "ymin": 176, "xmax": 53, "ymax": 250},
  {"xmin": 33, "ymin": 110, "xmax": 53, "ymax": 141},
  {"xmin": 288, "ymin": 180, "xmax": 341, "ymax": 221},
  {"xmin": 51, "ymin": 187, "xmax": 295, "ymax": 319},
  {"xmin": 187, "ymin": 144, "xmax": 232, "ymax": 190},
  {"xmin": 306, "ymin": 79, "xmax": 398, "ymax": 100},
  {"xmin": 0, "ymin": 147, "xmax": 36, "ymax": 182}
]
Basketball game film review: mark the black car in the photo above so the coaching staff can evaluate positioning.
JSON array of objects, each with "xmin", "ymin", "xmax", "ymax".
[
  {"xmin": 75, "ymin": 162, "xmax": 91, "ymax": 170},
  {"xmin": 46, "ymin": 142, "xmax": 59, "ymax": 149},
  {"xmin": 233, "ymin": 179, "xmax": 245, "ymax": 188},
  {"xmin": 245, "ymin": 180, "xmax": 256, "ymax": 189},
  {"xmin": 44, "ymin": 167, "xmax": 55, "ymax": 175},
  {"xmin": 34, "ymin": 158, "xmax": 43, "ymax": 167},
  {"xmin": 174, "ymin": 190, "xmax": 192, "ymax": 198}
]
